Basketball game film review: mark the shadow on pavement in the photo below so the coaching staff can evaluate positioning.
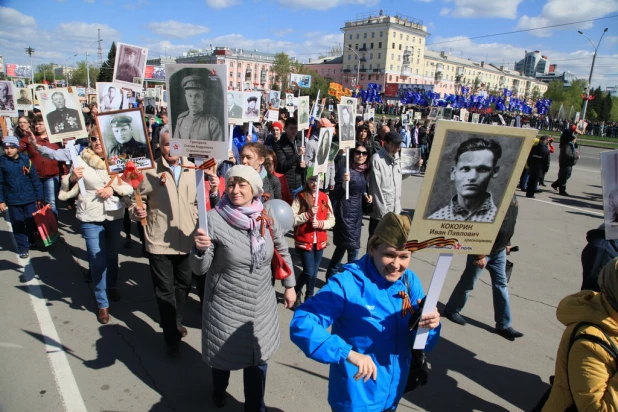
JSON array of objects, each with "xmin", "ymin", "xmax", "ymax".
[{"xmin": 548, "ymin": 196, "xmax": 603, "ymax": 211}]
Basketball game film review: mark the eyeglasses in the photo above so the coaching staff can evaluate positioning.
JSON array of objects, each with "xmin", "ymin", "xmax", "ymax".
[
  {"xmin": 89, "ymin": 136, "xmax": 100, "ymax": 142},
  {"xmin": 354, "ymin": 150, "xmax": 368, "ymax": 156}
]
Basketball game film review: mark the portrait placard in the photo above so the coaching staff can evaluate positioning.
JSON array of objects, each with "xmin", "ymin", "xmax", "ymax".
[
  {"xmin": 401, "ymin": 148, "xmax": 422, "ymax": 175},
  {"xmin": 144, "ymin": 97, "xmax": 157, "ymax": 117},
  {"xmin": 285, "ymin": 93, "xmax": 294, "ymax": 111},
  {"xmin": 443, "ymin": 108, "xmax": 453, "ymax": 120},
  {"xmin": 427, "ymin": 107, "xmax": 439, "ymax": 120},
  {"xmin": 226, "ymin": 91, "xmax": 244, "ymax": 123},
  {"xmin": 498, "ymin": 114, "xmax": 506, "ymax": 126},
  {"xmin": 267, "ymin": 109, "xmax": 279, "ymax": 122},
  {"xmin": 36, "ymin": 88, "xmax": 87, "ymax": 142},
  {"xmin": 97, "ymin": 82, "xmax": 124, "ymax": 112},
  {"xmin": 452, "ymin": 115, "xmax": 460, "ymax": 122},
  {"xmin": 314, "ymin": 127, "xmax": 334, "ymax": 175},
  {"xmin": 166, "ymin": 64, "xmax": 228, "ymax": 160},
  {"xmin": 29, "ymin": 84, "xmax": 48, "ymax": 105},
  {"xmin": 243, "ymin": 91, "xmax": 261, "ymax": 122},
  {"xmin": 368, "ymin": 108, "xmax": 375, "ymax": 121},
  {"xmin": 122, "ymin": 89, "xmax": 135, "ymax": 109},
  {"xmin": 459, "ymin": 109, "xmax": 468, "ymax": 122},
  {"xmin": 337, "ymin": 104, "xmax": 355, "ymax": 150},
  {"xmin": 290, "ymin": 74, "xmax": 312, "ymax": 88},
  {"xmin": 88, "ymin": 93, "xmax": 97, "ymax": 106},
  {"xmin": 0, "ymin": 81, "xmax": 17, "ymax": 116},
  {"xmin": 601, "ymin": 150, "xmax": 618, "ymax": 240},
  {"xmin": 297, "ymin": 96, "xmax": 310, "ymax": 131},
  {"xmin": 113, "ymin": 42, "xmax": 148, "ymax": 91},
  {"xmin": 471, "ymin": 113, "xmax": 480, "ymax": 124},
  {"xmin": 13, "ymin": 79, "xmax": 26, "ymax": 89},
  {"xmin": 407, "ymin": 121, "xmax": 536, "ymax": 254},
  {"xmin": 402, "ymin": 113, "xmax": 411, "ymax": 126},
  {"xmin": 95, "ymin": 108, "xmax": 154, "ymax": 175},
  {"xmin": 339, "ymin": 96, "xmax": 357, "ymax": 112},
  {"xmin": 268, "ymin": 91, "xmax": 280, "ymax": 109},
  {"xmin": 15, "ymin": 87, "xmax": 33, "ymax": 111}
]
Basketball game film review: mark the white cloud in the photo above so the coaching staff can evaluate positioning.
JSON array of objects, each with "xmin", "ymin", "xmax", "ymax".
[
  {"xmin": 0, "ymin": 7, "xmax": 37, "ymax": 27},
  {"xmin": 205, "ymin": 0, "xmax": 240, "ymax": 9},
  {"xmin": 441, "ymin": 0, "xmax": 524, "ymax": 19},
  {"xmin": 141, "ymin": 39, "xmax": 197, "ymax": 58},
  {"xmin": 277, "ymin": 0, "xmax": 379, "ymax": 11},
  {"xmin": 147, "ymin": 20, "xmax": 210, "ymax": 39},
  {"xmin": 516, "ymin": 0, "xmax": 618, "ymax": 36},
  {"xmin": 55, "ymin": 22, "xmax": 121, "ymax": 43},
  {"xmin": 439, "ymin": 8, "xmax": 451, "ymax": 16},
  {"xmin": 272, "ymin": 28, "xmax": 294, "ymax": 37},
  {"xmin": 427, "ymin": 36, "xmax": 618, "ymax": 88}
]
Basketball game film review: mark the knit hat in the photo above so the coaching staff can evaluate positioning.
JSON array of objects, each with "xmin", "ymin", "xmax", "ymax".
[
  {"xmin": 372, "ymin": 213, "xmax": 412, "ymax": 251},
  {"xmin": 271, "ymin": 121, "xmax": 283, "ymax": 131},
  {"xmin": 225, "ymin": 165, "xmax": 264, "ymax": 198},
  {"xmin": 3, "ymin": 136, "xmax": 20, "ymax": 149},
  {"xmin": 598, "ymin": 257, "xmax": 618, "ymax": 312},
  {"xmin": 319, "ymin": 118, "xmax": 333, "ymax": 128},
  {"xmin": 570, "ymin": 124, "xmax": 577, "ymax": 132}
]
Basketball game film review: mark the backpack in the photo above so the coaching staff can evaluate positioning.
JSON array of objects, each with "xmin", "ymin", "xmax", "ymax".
[{"xmin": 530, "ymin": 322, "xmax": 618, "ymax": 412}]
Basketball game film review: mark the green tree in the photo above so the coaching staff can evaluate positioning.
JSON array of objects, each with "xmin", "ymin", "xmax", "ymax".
[
  {"xmin": 610, "ymin": 96, "xmax": 618, "ymax": 122},
  {"xmin": 544, "ymin": 79, "xmax": 586, "ymax": 118},
  {"xmin": 34, "ymin": 63, "xmax": 56, "ymax": 83},
  {"xmin": 600, "ymin": 93, "xmax": 613, "ymax": 122},
  {"xmin": 588, "ymin": 86, "xmax": 603, "ymax": 120},
  {"xmin": 97, "ymin": 42, "xmax": 116, "ymax": 82},
  {"xmin": 69, "ymin": 60, "xmax": 99, "ymax": 87},
  {"xmin": 272, "ymin": 52, "xmax": 291, "ymax": 92}
]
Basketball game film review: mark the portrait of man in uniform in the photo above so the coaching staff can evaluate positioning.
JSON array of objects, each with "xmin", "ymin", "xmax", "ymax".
[
  {"xmin": 46, "ymin": 91, "xmax": 83, "ymax": 135},
  {"xmin": 337, "ymin": 105, "xmax": 355, "ymax": 145},
  {"xmin": 427, "ymin": 137, "xmax": 502, "ymax": 222},
  {"xmin": 245, "ymin": 96, "xmax": 259, "ymax": 117},
  {"xmin": 116, "ymin": 46, "xmax": 141, "ymax": 83},
  {"xmin": 0, "ymin": 82, "xmax": 15, "ymax": 112},
  {"xmin": 269, "ymin": 91, "xmax": 280, "ymax": 109},
  {"xmin": 17, "ymin": 88, "xmax": 32, "ymax": 105},
  {"xmin": 227, "ymin": 92, "xmax": 243, "ymax": 121},
  {"xmin": 316, "ymin": 128, "xmax": 332, "ymax": 169},
  {"xmin": 299, "ymin": 99, "xmax": 309, "ymax": 124},
  {"xmin": 108, "ymin": 115, "xmax": 148, "ymax": 159},
  {"xmin": 145, "ymin": 97, "xmax": 156, "ymax": 115},
  {"xmin": 173, "ymin": 75, "xmax": 224, "ymax": 141}
]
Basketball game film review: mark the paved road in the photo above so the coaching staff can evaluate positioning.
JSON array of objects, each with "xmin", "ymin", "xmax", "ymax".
[{"xmin": 0, "ymin": 146, "xmax": 607, "ymax": 412}]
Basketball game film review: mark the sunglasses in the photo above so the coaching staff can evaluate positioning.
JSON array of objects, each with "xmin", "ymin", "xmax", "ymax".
[
  {"xmin": 89, "ymin": 136, "xmax": 100, "ymax": 142},
  {"xmin": 354, "ymin": 149, "xmax": 368, "ymax": 156}
]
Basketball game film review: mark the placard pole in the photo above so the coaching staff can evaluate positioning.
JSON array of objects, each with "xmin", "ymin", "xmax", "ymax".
[
  {"xmin": 345, "ymin": 148, "xmax": 350, "ymax": 200},
  {"xmin": 413, "ymin": 253, "xmax": 453, "ymax": 349},
  {"xmin": 66, "ymin": 140, "xmax": 86, "ymax": 197},
  {"xmin": 195, "ymin": 158, "xmax": 208, "ymax": 236}
]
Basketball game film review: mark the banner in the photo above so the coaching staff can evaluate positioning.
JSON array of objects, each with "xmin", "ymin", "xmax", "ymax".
[
  {"xmin": 144, "ymin": 65, "xmax": 165, "ymax": 80},
  {"xmin": 6, "ymin": 64, "xmax": 32, "ymax": 78},
  {"xmin": 290, "ymin": 73, "xmax": 311, "ymax": 88}
]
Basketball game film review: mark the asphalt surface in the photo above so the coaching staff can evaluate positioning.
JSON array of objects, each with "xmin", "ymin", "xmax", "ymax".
[{"xmin": 0, "ymin": 145, "xmax": 607, "ymax": 412}]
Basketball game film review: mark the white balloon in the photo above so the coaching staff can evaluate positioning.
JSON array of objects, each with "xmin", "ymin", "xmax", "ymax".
[{"xmin": 264, "ymin": 199, "xmax": 294, "ymax": 234}]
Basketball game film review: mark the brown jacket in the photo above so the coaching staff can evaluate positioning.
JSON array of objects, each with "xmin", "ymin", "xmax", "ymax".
[
  {"xmin": 20, "ymin": 135, "xmax": 61, "ymax": 179},
  {"xmin": 131, "ymin": 156, "xmax": 198, "ymax": 255}
]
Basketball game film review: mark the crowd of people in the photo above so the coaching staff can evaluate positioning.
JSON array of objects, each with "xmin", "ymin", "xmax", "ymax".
[{"xmin": 1, "ymin": 93, "xmax": 617, "ymax": 411}]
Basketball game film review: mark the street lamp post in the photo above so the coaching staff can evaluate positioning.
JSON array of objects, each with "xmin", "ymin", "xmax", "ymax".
[
  {"xmin": 347, "ymin": 45, "xmax": 361, "ymax": 90},
  {"xmin": 25, "ymin": 46, "xmax": 35, "ymax": 84},
  {"xmin": 85, "ymin": 40, "xmax": 100, "ymax": 91},
  {"xmin": 578, "ymin": 28, "xmax": 608, "ymax": 121}
]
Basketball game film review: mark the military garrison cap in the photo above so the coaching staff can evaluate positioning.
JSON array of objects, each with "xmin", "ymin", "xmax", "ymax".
[
  {"xmin": 110, "ymin": 115, "xmax": 133, "ymax": 127},
  {"xmin": 182, "ymin": 75, "xmax": 205, "ymax": 90},
  {"xmin": 247, "ymin": 96, "xmax": 257, "ymax": 103}
]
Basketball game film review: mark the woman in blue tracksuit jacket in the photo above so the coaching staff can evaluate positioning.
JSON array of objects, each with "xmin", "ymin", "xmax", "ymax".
[{"xmin": 290, "ymin": 212, "xmax": 441, "ymax": 412}]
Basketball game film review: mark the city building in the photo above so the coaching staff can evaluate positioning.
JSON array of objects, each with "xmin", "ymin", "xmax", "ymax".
[
  {"xmin": 534, "ymin": 71, "xmax": 581, "ymax": 87},
  {"xmin": 515, "ymin": 51, "xmax": 550, "ymax": 77},
  {"xmin": 305, "ymin": 56, "xmax": 343, "ymax": 84},
  {"xmin": 606, "ymin": 86, "xmax": 617, "ymax": 97},
  {"xmin": 53, "ymin": 66, "xmax": 75, "ymax": 79}
]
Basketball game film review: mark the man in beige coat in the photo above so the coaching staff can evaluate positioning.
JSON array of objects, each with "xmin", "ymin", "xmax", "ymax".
[{"xmin": 132, "ymin": 125, "xmax": 198, "ymax": 357}]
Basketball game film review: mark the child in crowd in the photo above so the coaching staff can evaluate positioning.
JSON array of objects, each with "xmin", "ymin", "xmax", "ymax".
[{"xmin": 0, "ymin": 136, "xmax": 43, "ymax": 258}]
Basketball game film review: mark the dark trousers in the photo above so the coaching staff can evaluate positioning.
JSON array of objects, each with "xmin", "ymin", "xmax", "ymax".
[
  {"xmin": 148, "ymin": 254, "xmax": 192, "ymax": 345},
  {"xmin": 526, "ymin": 173, "xmax": 540, "ymax": 197},
  {"xmin": 8, "ymin": 202, "xmax": 37, "ymax": 253},
  {"xmin": 123, "ymin": 208, "xmax": 145, "ymax": 243},
  {"xmin": 212, "ymin": 363, "xmax": 268, "ymax": 412},
  {"xmin": 553, "ymin": 166, "xmax": 572, "ymax": 193},
  {"xmin": 368, "ymin": 218, "xmax": 381, "ymax": 246}
]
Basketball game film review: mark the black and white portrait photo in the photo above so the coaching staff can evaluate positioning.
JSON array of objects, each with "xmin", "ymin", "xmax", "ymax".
[
  {"xmin": 243, "ymin": 92, "xmax": 261, "ymax": 122},
  {"xmin": 37, "ymin": 88, "xmax": 87, "ymax": 142},
  {"xmin": 113, "ymin": 43, "xmax": 148, "ymax": 90},
  {"xmin": 425, "ymin": 132, "xmax": 523, "ymax": 222},
  {"xmin": 443, "ymin": 108, "xmax": 453, "ymax": 120},
  {"xmin": 144, "ymin": 97, "xmax": 156, "ymax": 116},
  {"xmin": 15, "ymin": 87, "xmax": 33, "ymax": 111},
  {"xmin": 298, "ymin": 96, "xmax": 310, "ymax": 130},
  {"xmin": 0, "ymin": 81, "xmax": 17, "ymax": 116},
  {"xmin": 401, "ymin": 148, "xmax": 422, "ymax": 174},
  {"xmin": 166, "ymin": 64, "xmax": 228, "ymax": 159},
  {"xmin": 601, "ymin": 150, "xmax": 618, "ymax": 240},
  {"xmin": 286, "ymin": 93, "xmax": 294, "ymax": 110},
  {"xmin": 227, "ymin": 91, "xmax": 243, "ymax": 122},
  {"xmin": 95, "ymin": 108, "xmax": 154, "ymax": 174},
  {"xmin": 315, "ymin": 127, "xmax": 334, "ymax": 174},
  {"xmin": 472, "ymin": 113, "xmax": 480, "ymax": 124},
  {"xmin": 13, "ymin": 79, "xmax": 26, "ymax": 89},
  {"xmin": 97, "ymin": 82, "xmax": 123, "ymax": 112},
  {"xmin": 337, "ymin": 104, "xmax": 355, "ymax": 149},
  {"xmin": 269, "ymin": 91, "xmax": 280, "ymax": 109},
  {"xmin": 428, "ymin": 107, "xmax": 439, "ymax": 120}
]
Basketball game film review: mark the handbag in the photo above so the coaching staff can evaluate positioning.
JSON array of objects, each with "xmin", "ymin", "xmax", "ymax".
[
  {"xmin": 404, "ymin": 283, "xmax": 429, "ymax": 393},
  {"xmin": 262, "ymin": 211, "xmax": 292, "ymax": 281},
  {"xmin": 32, "ymin": 204, "xmax": 59, "ymax": 247}
]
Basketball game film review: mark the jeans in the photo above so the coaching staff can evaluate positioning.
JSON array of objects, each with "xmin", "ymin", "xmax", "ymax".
[
  {"xmin": 526, "ymin": 173, "xmax": 539, "ymax": 197},
  {"xmin": 40, "ymin": 176, "xmax": 59, "ymax": 216},
  {"xmin": 295, "ymin": 245, "xmax": 324, "ymax": 298},
  {"xmin": 554, "ymin": 166, "xmax": 572, "ymax": 193},
  {"xmin": 519, "ymin": 168, "xmax": 529, "ymax": 190},
  {"xmin": 8, "ymin": 202, "xmax": 37, "ymax": 253},
  {"xmin": 445, "ymin": 249, "xmax": 511, "ymax": 329},
  {"xmin": 148, "ymin": 254, "xmax": 192, "ymax": 345},
  {"xmin": 420, "ymin": 144, "xmax": 428, "ymax": 160},
  {"xmin": 81, "ymin": 219, "xmax": 122, "ymax": 309},
  {"xmin": 325, "ymin": 246, "xmax": 359, "ymax": 280},
  {"xmin": 291, "ymin": 185, "xmax": 303, "ymax": 199},
  {"xmin": 212, "ymin": 363, "xmax": 268, "ymax": 412}
]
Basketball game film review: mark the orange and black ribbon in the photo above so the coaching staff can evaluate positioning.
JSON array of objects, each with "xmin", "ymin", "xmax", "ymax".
[
  {"xmin": 405, "ymin": 237, "xmax": 458, "ymax": 252},
  {"xmin": 398, "ymin": 291, "xmax": 414, "ymax": 318},
  {"xmin": 184, "ymin": 158, "xmax": 217, "ymax": 171}
]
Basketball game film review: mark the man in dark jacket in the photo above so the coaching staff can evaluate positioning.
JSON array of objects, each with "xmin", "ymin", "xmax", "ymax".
[
  {"xmin": 551, "ymin": 134, "xmax": 579, "ymax": 196},
  {"xmin": 274, "ymin": 118, "xmax": 305, "ymax": 198},
  {"xmin": 581, "ymin": 225, "xmax": 618, "ymax": 292},
  {"xmin": 526, "ymin": 136, "xmax": 551, "ymax": 198},
  {"xmin": 444, "ymin": 195, "xmax": 524, "ymax": 340}
]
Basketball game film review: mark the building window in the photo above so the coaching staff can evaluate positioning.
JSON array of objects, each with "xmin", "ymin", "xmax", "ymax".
[
  {"xmin": 391, "ymin": 54, "xmax": 394, "ymax": 60},
  {"xmin": 356, "ymin": 33, "xmax": 359, "ymax": 39},
  {"xmin": 347, "ymin": 64, "xmax": 350, "ymax": 69},
  {"xmin": 328, "ymin": 69, "xmax": 331, "ymax": 74},
  {"xmin": 406, "ymin": 35, "xmax": 409, "ymax": 41},
  {"xmin": 370, "ymin": 53, "xmax": 373, "ymax": 59},
  {"xmin": 230, "ymin": 62, "xmax": 234, "ymax": 67},
  {"xmin": 363, "ymin": 43, "xmax": 366, "ymax": 49},
  {"xmin": 348, "ymin": 54, "xmax": 351, "ymax": 60},
  {"xmin": 370, "ymin": 43, "xmax": 374, "ymax": 49},
  {"xmin": 378, "ymin": 53, "xmax": 381, "ymax": 59},
  {"xmin": 361, "ymin": 75, "xmax": 364, "ymax": 80},
  {"xmin": 400, "ymin": 34, "xmax": 403, "ymax": 40},
  {"xmin": 369, "ymin": 64, "xmax": 372, "ymax": 69},
  {"xmin": 389, "ymin": 75, "xmax": 392, "ymax": 81},
  {"xmin": 417, "ymin": 59, "xmax": 419, "ymax": 64},
  {"xmin": 399, "ymin": 44, "xmax": 402, "ymax": 50},
  {"xmin": 393, "ymin": 32, "xmax": 396, "ymax": 38},
  {"xmin": 413, "ymin": 37, "xmax": 415, "ymax": 43},
  {"xmin": 392, "ymin": 43, "xmax": 395, "ymax": 49},
  {"xmin": 364, "ymin": 33, "xmax": 367, "ymax": 39},
  {"xmin": 416, "ymin": 68, "xmax": 418, "ymax": 74},
  {"xmin": 398, "ymin": 55, "xmax": 401, "ymax": 61},
  {"xmin": 396, "ymin": 76, "xmax": 399, "ymax": 81},
  {"xmin": 377, "ymin": 63, "xmax": 381, "ymax": 68},
  {"xmin": 355, "ymin": 44, "xmax": 359, "ymax": 50},
  {"xmin": 378, "ymin": 42, "xmax": 382, "ymax": 48},
  {"xmin": 390, "ymin": 65, "xmax": 393, "ymax": 70},
  {"xmin": 229, "ymin": 81, "xmax": 233, "ymax": 87},
  {"xmin": 368, "ymin": 74, "xmax": 372, "ymax": 80},
  {"xmin": 425, "ymin": 71, "xmax": 428, "ymax": 76},
  {"xmin": 376, "ymin": 75, "xmax": 379, "ymax": 80},
  {"xmin": 229, "ymin": 71, "xmax": 233, "ymax": 78},
  {"xmin": 349, "ymin": 34, "xmax": 352, "ymax": 40},
  {"xmin": 371, "ymin": 32, "xmax": 375, "ymax": 38}
]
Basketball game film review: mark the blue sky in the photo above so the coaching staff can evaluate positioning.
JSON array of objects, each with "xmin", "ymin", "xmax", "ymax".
[{"xmin": 1, "ymin": 0, "xmax": 617, "ymax": 87}]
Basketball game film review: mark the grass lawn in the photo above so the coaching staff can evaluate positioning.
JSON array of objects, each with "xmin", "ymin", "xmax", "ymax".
[{"xmin": 537, "ymin": 130, "xmax": 618, "ymax": 149}]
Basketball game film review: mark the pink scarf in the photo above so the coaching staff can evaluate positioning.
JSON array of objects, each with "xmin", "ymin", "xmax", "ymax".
[{"xmin": 215, "ymin": 194, "xmax": 266, "ymax": 267}]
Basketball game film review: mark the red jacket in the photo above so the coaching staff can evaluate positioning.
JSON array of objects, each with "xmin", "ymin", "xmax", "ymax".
[
  {"xmin": 293, "ymin": 191, "xmax": 335, "ymax": 251},
  {"xmin": 204, "ymin": 176, "xmax": 226, "ymax": 210},
  {"xmin": 20, "ymin": 135, "xmax": 61, "ymax": 179},
  {"xmin": 275, "ymin": 171, "xmax": 292, "ymax": 205}
]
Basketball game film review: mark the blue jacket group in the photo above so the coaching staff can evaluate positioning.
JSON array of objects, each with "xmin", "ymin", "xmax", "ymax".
[{"xmin": 0, "ymin": 153, "xmax": 43, "ymax": 206}]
